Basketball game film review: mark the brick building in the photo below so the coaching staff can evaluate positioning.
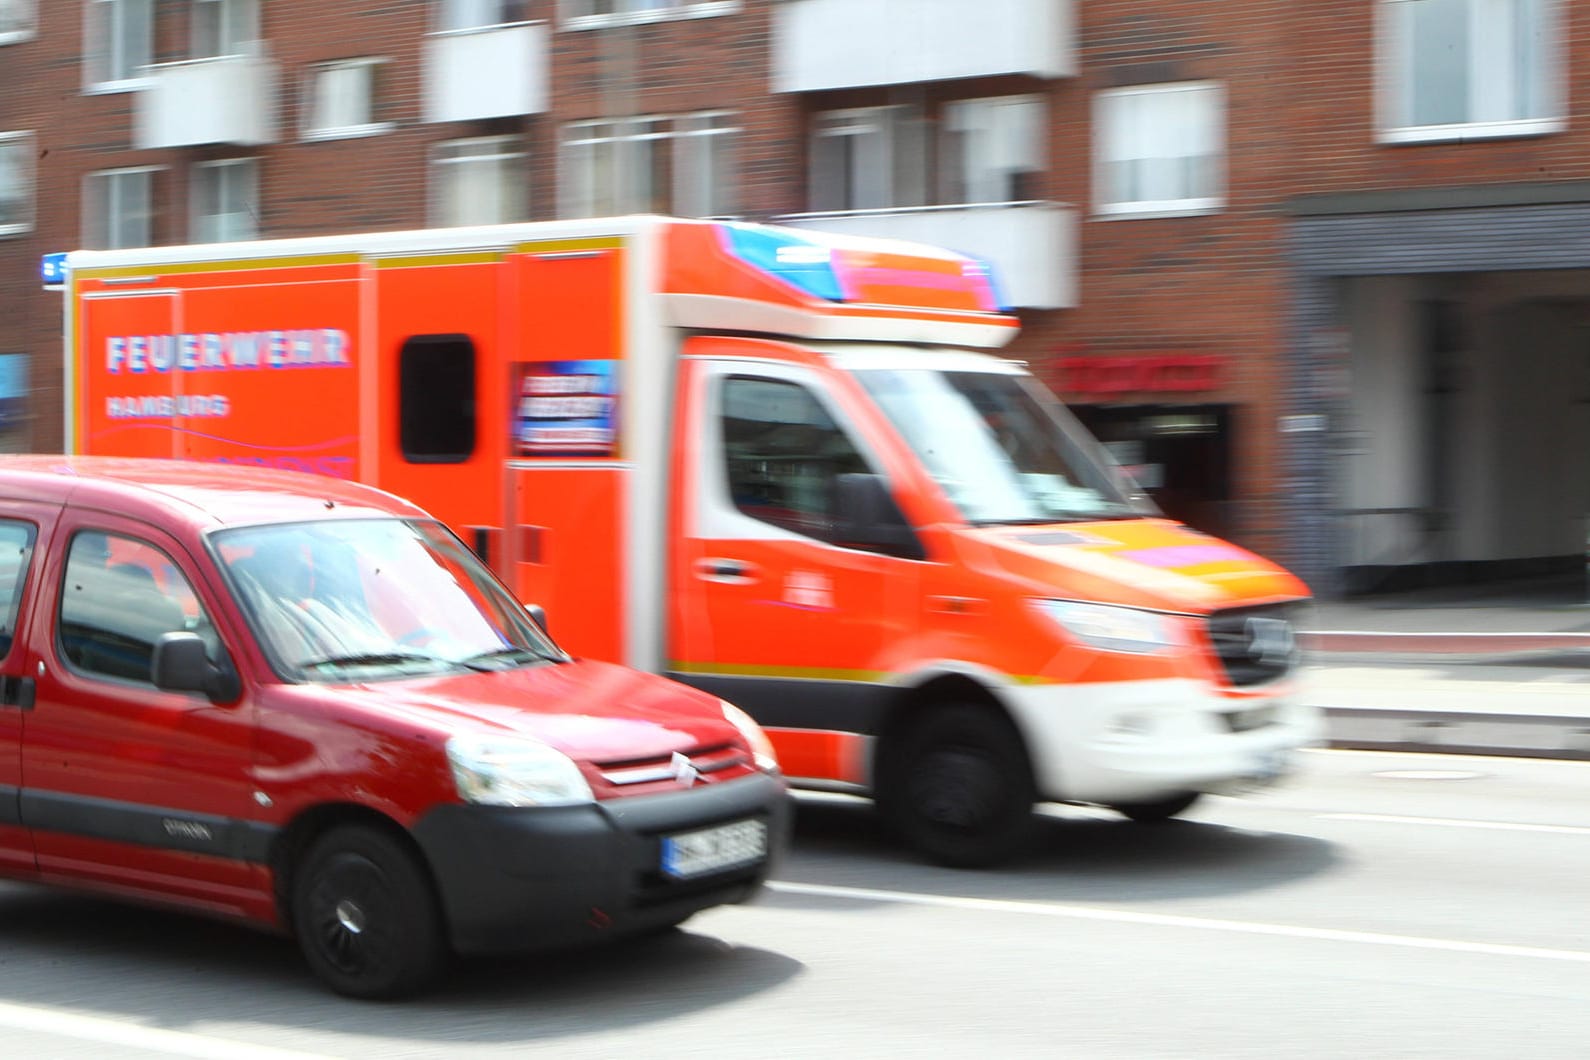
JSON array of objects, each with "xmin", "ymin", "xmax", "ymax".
[{"xmin": 3, "ymin": 0, "xmax": 1588, "ymax": 596}]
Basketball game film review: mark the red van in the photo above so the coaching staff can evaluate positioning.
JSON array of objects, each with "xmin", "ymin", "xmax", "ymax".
[{"xmin": 0, "ymin": 456, "xmax": 788, "ymax": 998}]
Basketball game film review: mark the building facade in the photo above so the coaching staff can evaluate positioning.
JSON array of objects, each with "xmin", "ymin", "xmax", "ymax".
[{"xmin": 3, "ymin": 0, "xmax": 1588, "ymax": 596}]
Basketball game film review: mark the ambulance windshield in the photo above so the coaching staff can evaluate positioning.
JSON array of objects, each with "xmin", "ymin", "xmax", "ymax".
[
  {"xmin": 213, "ymin": 518, "xmax": 565, "ymax": 681},
  {"xmin": 852, "ymin": 367, "xmax": 1155, "ymax": 526}
]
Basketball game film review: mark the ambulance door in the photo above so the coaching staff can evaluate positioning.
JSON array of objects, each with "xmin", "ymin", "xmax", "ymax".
[
  {"xmin": 670, "ymin": 357, "xmax": 922, "ymax": 787},
  {"xmin": 75, "ymin": 291, "xmax": 179, "ymax": 457}
]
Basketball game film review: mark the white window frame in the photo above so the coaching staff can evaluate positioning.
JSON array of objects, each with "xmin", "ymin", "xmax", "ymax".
[
  {"xmin": 301, "ymin": 58, "xmax": 393, "ymax": 142},
  {"xmin": 560, "ymin": 0, "xmax": 739, "ymax": 31},
  {"xmin": 191, "ymin": 0, "xmax": 259, "ymax": 59},
  {"xmin": 940, "ymin": 95, "xmax": 1045, "ymax": 206},
  {"xmin": 435, "ymin": 0, "xmax": 529, "ymax": 32},
  {"xmin": 808, "ymin": 105, "xmax": 927, "ymax": 214},
  {"xmin": 0, "ymin": 132, "xmax": 33, "ymax": 237},
  {"xmin": 1377, "ymin": 0, "xmax": 1564, "ymax": 144},
  {"xmin": 191, "ymin": 157, "xmax": 259, "ymax": 243},
  {"xmin": 429, "ymin": 136, "xmax": 529, "ymax": 227},
  {"xmin": 0, "ymin": 0, "xmax": 37, "ymax": 45},
  {"xmin": 83, "ymin": 0, "xmax": 154, "ymax": 92},
  {"xmin": 83, "ymin": 166, "xmax": 160, "ymax": 250},
  {"xmin": 559, "ymin": 112, "xmax": 737, "ymax": 220},
  {"xmin": 1092, "ymin": 81, "xmax": 1225, "ymax": 220}
]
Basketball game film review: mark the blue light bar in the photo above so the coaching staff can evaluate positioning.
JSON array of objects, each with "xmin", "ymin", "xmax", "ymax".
[
  {"xmin": 718, "ymin": 224, "xmax": 844, "ymax": 303},
  {"xmin": 40, "ymin": 252, "xmax": 68, "ymax": 287}
]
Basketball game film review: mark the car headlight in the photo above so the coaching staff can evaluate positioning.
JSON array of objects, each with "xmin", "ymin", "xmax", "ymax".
[
  {"xmin": 720, "ymin": 700, "xmax": 780, "ymax": 774},
  {"xmin": 1031, "ymin": 600, "xmax": 1181, "ymax": 655},
  {"xmin": 446, "ymin": 734, "xmax": 594, "ymax": 807}
]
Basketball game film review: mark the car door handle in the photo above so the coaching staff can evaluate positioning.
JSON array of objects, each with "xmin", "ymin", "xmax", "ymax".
[
  {"xmin": 0, "ymin": 675, "xmax": 34, "ymax": 711},
  {"xmin": 696, "ymin": 558, "xmax": 759, "ymax": 584}
]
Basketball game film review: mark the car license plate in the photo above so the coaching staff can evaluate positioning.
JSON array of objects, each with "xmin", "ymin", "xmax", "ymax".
[{"xmin": 661, "ymin": 818, "xmax": 767, "ymax": 880}]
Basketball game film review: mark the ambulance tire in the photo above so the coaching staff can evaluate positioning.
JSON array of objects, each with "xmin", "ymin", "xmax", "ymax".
[
  {"xmin": 1111, "ymin": 791, "xmax": 1202, "ymax": 823},
  {"xmin": 292, "ymin": 824, "xmax": 448, "ymax": 1000},
  {"xmin": 881, "ymin": 704, "xmax": 1036, "ymax": 869}
]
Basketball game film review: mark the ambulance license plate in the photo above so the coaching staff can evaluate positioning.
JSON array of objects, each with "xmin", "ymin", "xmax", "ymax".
[{"xmin": 661, "ymin": 819, "xmax": 767, "ymax": 879}]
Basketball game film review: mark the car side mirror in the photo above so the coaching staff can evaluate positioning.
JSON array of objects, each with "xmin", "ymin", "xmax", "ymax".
[
  {"xmin": 831, "ymin": 473, "xmax": 926, "ymax": 560},
  {"xmin": 525, "ymin": 604, "xmax": 548, "ymax": 633},
  {"xmin": 152, "ymin": 632, "xmax": 241, "ymax": 704}
]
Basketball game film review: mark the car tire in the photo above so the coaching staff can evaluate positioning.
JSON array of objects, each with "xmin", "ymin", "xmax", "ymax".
[
  {"xmin": 1111, "ymin": 791, "xmax": 1202, "ymax": 823},
  {"xmin": 292, "ymin": 824, "xmax": 448, "ymax": 1000},
  {"xmin": 879, "ymin": 704, "xmax": 1036, "ymax": 868}
]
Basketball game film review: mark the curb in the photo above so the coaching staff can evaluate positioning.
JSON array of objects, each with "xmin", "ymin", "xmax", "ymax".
[
  {"xmin": 1301, "ymin": 631, "xmax": 1590, "ymax": 656},
  {"xmin": 1322, "ymin": 706, "xmax": 1590, "ymax": 762}
]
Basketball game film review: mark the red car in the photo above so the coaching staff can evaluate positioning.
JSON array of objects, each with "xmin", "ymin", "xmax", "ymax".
[{"xmin": 0, "ymin": 456, "xmax": 789, "ymax": 998}]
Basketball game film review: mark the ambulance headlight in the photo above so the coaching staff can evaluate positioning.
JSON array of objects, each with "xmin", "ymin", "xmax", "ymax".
[
  {"xmin": 446, "ymin": 734, "xmax": 594, "ymax": 807},
  {"xmin": 1032, "ymin": 600, "xmax": 1180, "ymax": 655},
  {"xmin": 721, "ymin": 700, "xmax": 780, "ymax": 774}
]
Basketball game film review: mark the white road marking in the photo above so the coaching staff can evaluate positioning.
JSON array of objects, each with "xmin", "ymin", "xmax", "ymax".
[
  {"xmin": 766, "ymin": 881, "xmax": 1590, "ymax": 964},
  {"xmin": 0, "ymin": 1001, "xmax": 335, "ymax": 1060},
  {"xmin": 1319, "ymin": 812, "xmax": 1590, "ymax": 835}
]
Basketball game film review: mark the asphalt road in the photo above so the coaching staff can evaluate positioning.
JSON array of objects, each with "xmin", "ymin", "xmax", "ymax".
[{"xmin": 0, "ymin": 748, "xmax": 1585, "ymax": 1059}]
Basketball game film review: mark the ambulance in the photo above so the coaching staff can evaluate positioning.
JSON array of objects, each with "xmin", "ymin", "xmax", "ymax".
[{"xmin": 54, "ymin": 216, "xmax": 1321, "ymax": 866}]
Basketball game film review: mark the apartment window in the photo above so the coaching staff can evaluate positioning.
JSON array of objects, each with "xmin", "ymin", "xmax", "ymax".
[
  {"xmin": 562, "ymin": 1, "xmax": 738, "ymax": 28},
  {"xmin": 192, "ymin": 0, "xmax": 258, "ymax": 58},
  {"xmin": 303, "ymin": 59, "xmax": 391, "ymax": 141},
  {"xmin": 437, "ymin": 0, "xmax": 527, "ymax": 31},
  {"xmin": 0, "ymin": 0, "xmax": 36, "ymax": 44},
  {"xmin": 0, "ymin": 132, "xmax": 32, "ymax": 237},
  {"xmin": 560, "ymin": 112, "xmax": 737, "ymax": 219},
  {"xmin": 84, "ymin": 0, "xmax": 154, "ymax": 89},
  {"xmin": 1380, "ymin": 0, "xmax": 1561, "ymax": 142},
  {"xmin": 192, "ymin": 158, "xmax": 259, "ymax": 243},
  {"xmin": 941, "ymin": 96, "xmax": 1044, "ymax": 205},
  {"xmin": 1093, "ymin": 82, "xmax": 1224, "ymax": 218},
  {"xmin": 809, "ymin": 106, "xmax": 926, "ymax": 213},
  {"xmin": 84, "ymin": 168, "xmax": 156, "ymax": 250},
  {"xmin": 431, "ymin": 136, "xmax": 528, "ymax": 227}
]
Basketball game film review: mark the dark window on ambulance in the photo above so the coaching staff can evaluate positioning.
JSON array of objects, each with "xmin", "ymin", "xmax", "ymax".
[{"xmin": 400, "ymin": 334, "xmax": 477, "ymax": 463}]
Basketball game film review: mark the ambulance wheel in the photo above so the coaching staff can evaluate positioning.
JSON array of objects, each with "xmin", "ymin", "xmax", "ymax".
[
  {"xmin": 880, "ymin": 704, "xmax": 1036, "ymax": 868},
  {"xmin": 292, "ymin": 824, "xmax": 447, "ymax": 1000},
  {"xmin": 1112, "ymin": 791, "xmax": 1202, "ymax": 823}
]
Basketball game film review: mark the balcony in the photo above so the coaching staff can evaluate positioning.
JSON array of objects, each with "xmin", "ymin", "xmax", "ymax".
[
  {"xmin": 772, "ymin": 0, "xmax": 1074, "ymax": 93},
  {"xmin": 777, "ymin": 202, "xmax": 1078, "ymax": 310},
  {"xmin": 134, "ymin": 52, "xmax": 278, "ymax": 150},
  {"xmin": 424, "ymin": 22, "xmax": 549, "ymax": 124}
]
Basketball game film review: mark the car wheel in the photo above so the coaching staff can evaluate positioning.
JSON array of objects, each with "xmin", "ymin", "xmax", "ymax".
[
  {"xmin": 292, "ymin": 824, "xmax": 447, "ymax": 1000},
  {"xmin": 1112, "ymin": 791, "xmax": 1202, "ymax": 823},
  {"xmin": 880, "ymin": 704, "xmax": 1036, "ymax": 868}
]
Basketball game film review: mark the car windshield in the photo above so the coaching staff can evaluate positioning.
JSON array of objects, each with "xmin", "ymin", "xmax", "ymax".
[
  {"xmin": 852, "ymin": 367, "xmax": 1155, "ymax": 525},
  {"xmin": 213, "ymin": 518, "xmax": 564, "ymax": 682}
]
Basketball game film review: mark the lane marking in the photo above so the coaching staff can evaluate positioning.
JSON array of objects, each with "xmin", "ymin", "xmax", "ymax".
[
  {"xmin": 766, "ymin": 881, "xmax": 1590, "ymax": 964},
  {"xmin": 1319, "ymin": 812, "xmax": 1590, "ymax": 836},
  {"xmin": 0, "ymin": 1001, "xmax": 335, "ymax": 1060}
]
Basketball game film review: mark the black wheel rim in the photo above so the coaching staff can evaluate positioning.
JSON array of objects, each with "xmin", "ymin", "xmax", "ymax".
[
  {"xmin": 909, "ymin": 745, "xmax": 1006, "ymax": 832},
  {"xmin": 307, "ymin": 852, "xmax": 400, "ymax": 982}
]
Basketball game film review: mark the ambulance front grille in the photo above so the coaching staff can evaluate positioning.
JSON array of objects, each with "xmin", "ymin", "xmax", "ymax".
[{"xmin": 1205, "ymin": 603, "xmax": 1303, "ymax": 687}]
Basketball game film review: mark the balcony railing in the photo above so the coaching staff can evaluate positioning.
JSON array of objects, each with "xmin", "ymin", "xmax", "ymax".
[
  {"xmin": 777, "ymin": 202, "xmax": 1078, "ymax": 310},
  {"xmin": 772, "ymin": 0, "xmax": 1074, "ymax": 93},
  {"xmin": 424, "ymin": 22, "xmax": 549, "ymax": 124},
  {"xmin": 134, "ymin": 51, "xmax": 278, "ymax": 150}
]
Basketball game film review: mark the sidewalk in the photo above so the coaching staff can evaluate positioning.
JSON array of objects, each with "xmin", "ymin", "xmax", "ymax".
[{"xmin": 1294, "ymin": 574, "xmax": 1590, "ymax": 761}]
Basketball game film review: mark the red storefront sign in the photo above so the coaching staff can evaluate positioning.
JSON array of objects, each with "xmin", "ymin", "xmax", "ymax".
[{"xmin": 1058, "ymin": 354, "xmax": 1224, "ymax": 395}]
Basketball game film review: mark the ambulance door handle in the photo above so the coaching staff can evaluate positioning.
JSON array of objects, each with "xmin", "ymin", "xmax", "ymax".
[{"xmin": 697, "ymin": 558, "xmax": 759, "ymax": 584}]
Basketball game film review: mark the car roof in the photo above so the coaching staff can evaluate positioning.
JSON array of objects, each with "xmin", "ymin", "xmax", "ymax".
[{"xmin": 0, "ymin": 456, "xmax": 428, "ymax": 532}]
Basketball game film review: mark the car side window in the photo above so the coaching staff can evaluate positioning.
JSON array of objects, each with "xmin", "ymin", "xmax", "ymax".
[
  {"xmin": 0, "ymin": 520, "xmax": 37, "ymax": 659},
  {"xmin": 58, "ymin": 531, "xmax": 220, "ymax": 685},
  {"xmin": 720, "ymin": 376, "xmax": 872, "ymax": 544}
]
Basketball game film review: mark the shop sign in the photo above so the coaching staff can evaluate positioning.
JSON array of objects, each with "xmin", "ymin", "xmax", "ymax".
[{"xmin": 1058, "ymin": 354, "xmax": 1223, "ymax": 395}]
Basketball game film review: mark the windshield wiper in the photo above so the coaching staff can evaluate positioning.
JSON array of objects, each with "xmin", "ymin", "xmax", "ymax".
[
  {"xmin": 297, "ymin": 651, "xmax": 457, "ymax": 672},
  {"xmin": 459, "ymin": 646, "xmax": 564, "ymax": 671}
]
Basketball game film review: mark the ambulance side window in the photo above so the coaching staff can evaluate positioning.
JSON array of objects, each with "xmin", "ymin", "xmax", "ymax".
[
  {"xmin": 400, "ymin": 334, "xmax": 477, "ymax": 464},
  {"xmin": 0, "ymin": 521, "xmax": 36, "ymax": 659},
  {"xmin": 720, "ymin": 376, "xmax": 870, "ymax": 544}
]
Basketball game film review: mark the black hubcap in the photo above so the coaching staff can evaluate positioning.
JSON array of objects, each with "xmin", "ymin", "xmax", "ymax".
[{"xmin": 309, "ymin": 854, "xmax": 397, "ymax": 979}]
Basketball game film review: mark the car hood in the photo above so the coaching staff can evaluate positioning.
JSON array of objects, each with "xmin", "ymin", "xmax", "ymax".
[
  {"xmin": 964, "ymin": 518, "xmax": 1310, "ymax": 613},
  {"xmin": 328, "ymin": 658, "xmax": 739, "ymax": 763}
]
